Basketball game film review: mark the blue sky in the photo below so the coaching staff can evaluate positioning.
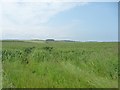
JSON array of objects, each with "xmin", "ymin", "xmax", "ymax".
[{"xmin": 1, "ymin": 1, "xmax": 118, "ymax": 41}]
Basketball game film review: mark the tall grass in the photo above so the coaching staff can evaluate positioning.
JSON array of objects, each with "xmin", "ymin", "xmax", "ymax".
[
  {"xmin": 0, "ymin": 41, "xmax": 2, "ymax": 89},
  {"xmin": 2, "ymin": 41, "xmax": 118, "ymax": 88}
]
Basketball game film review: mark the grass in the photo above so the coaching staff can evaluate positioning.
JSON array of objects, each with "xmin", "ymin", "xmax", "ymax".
[
  {"xmin": 2, "ymin": 40, "xmax": 118, "ymax": 88},
  {"xmin": 0, "ymin": 41, "xmax": 2, "ymax": 89}
]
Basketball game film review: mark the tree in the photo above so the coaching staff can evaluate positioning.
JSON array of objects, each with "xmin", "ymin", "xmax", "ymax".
[{"xmin": 46, "ymin": 39, "xmax": 55, "ymax": 42}]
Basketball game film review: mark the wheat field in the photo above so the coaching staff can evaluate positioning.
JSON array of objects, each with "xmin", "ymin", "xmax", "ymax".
[{"xmin": 1, "ymin": 40, "xmax": 118, "ymax": 88}]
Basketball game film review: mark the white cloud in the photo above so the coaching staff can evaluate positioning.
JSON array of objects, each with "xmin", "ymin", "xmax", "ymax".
[
  {"xmin": 2, "ymin": 1, "xmax": 86, "ymax": 39},
  {"xmin": 2, "ymin": 2, "xmax": 84, "ymax": 27},
  {"xmin": 2, "ymin": 23, "xmax": 76, "ymax": 40}
]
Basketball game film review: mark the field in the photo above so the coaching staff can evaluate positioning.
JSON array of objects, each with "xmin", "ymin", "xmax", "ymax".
[
  {"xmin": 1, "ymin": 40, "xmax": 118, "ymax": 88},
  {"xmin": 0, "ymin": 41, "xmax": 2, "ymax": 89}
]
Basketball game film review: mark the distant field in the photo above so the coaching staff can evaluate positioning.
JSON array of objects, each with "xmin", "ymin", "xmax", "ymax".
[{"xmin": 2, "ymin": 40, "xmax": 118, "ymax": 88}]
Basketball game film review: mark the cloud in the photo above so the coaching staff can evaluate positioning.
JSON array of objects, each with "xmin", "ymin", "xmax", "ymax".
[
  {"xmin": 2, "ymin": 2, "xmax": 85, "ymax": 28},
  {"xmin": 1, "ymin": 1, "xmax": 87, "ymax": 39},
  {"xmin": 2, "ymin": 23, "xmax": 76, "ymax": 40}
]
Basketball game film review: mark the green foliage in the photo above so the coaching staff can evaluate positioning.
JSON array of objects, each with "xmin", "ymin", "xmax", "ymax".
[{"xmin": 2, "ymin": 41, "xmax": 118, "ymax": 88}]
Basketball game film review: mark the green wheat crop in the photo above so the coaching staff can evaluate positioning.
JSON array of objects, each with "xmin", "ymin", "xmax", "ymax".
[{"xmin": 2, "ymin": 40, "xmax": 118, "ymax": 88}]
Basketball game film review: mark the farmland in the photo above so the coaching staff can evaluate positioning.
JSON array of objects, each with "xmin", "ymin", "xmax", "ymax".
[
  {"xmin": 0, "ymin": 41, "xmax": 2, "ymax": 89},
  {"xmin": 1, "ymin": 40, "xmax": 118, "ymax": 88}
]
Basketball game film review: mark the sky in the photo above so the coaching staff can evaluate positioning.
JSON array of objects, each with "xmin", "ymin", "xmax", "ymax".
[{"xmin": 0, "ymin": 0, "xmax": 118, "ymax": 41}]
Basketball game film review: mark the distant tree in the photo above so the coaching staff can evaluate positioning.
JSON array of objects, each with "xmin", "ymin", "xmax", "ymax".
[{"xmin": 46, "ymin": 39, "xmax": 55, "ymax": 42}]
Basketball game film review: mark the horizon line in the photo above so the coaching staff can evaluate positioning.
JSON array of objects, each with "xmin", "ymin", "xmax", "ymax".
[{"xmin": 0, "ymin": 39, "xmax": 118, "ymax": 42}]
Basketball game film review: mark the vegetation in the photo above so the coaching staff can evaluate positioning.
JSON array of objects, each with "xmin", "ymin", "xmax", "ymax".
[
  {"xmin": 2, "ymin": 40, "xmax": 118, "ymax": 88},
  {"xmin": 46, "ymin": 39, "xmax": 55, "ymax": 42},
  {"xmin": 0, "ymin": 41, "xmax": 2, "ymax": 89}
]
